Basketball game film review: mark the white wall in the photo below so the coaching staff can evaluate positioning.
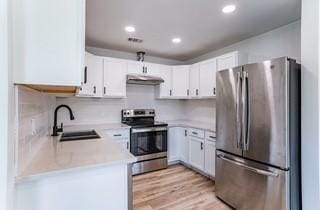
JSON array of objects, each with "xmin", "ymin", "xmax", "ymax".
[
  {"xmin": 0, "ymin": 0, "xmax": 15, "ymax": 209},
  {"xmin": 186, "ymin": 21, "xmax": 301, "ymax": 64},
  {"xmin": 301, "ymin": 0, "xmax": 320, "ymax": 209},
  {"xmin": 86, "ymin": 46, "xmax": 184, "ymax": 65},
  {"xmin": 185, "ymin": 99, "xmax": 215, "ymax": 125},
  {"xmin": 56, "ymin": 85, "xmax": 186, "ymax": 125}
]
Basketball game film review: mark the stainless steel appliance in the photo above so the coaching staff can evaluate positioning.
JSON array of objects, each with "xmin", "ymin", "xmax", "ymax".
[
  {"xmin": 215, "ymin": 57, "xmax": 301, "ymax": 210},
  {"xmin": 122, "ymin": 109, "xmax": 168, "ymax": 175}
]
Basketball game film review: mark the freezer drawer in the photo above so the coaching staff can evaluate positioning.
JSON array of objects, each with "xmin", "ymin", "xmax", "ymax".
[{"xmin": 215, "ymin": 151, "xmax": 289, "ymax": 210}]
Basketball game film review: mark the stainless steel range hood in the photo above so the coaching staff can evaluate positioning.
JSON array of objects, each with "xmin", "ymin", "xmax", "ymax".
[{"xmin": 126, "ymin": 74, "xmax": 164, "ymax": 85}]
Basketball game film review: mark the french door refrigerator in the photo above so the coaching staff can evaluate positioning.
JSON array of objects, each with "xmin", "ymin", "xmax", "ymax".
[{"xmin": 215, "ymin": 57, "xmax": 301, "ymax": 210}]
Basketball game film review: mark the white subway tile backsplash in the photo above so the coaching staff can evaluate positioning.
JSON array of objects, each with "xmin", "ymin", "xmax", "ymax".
[{"xmin": 17, "ymin": 86, "xmax": 55, "ymax": 174}]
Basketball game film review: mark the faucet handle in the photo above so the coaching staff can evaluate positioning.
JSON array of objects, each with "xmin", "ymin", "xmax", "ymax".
[{"xmin": 57, "ymin": 123, "xmax": 63, "ymax": 132}]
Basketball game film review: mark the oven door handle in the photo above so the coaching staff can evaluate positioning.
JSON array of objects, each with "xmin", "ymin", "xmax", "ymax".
[{"xmin": 131, "ymin": 127, "xmax": 167, "ymax": 133}]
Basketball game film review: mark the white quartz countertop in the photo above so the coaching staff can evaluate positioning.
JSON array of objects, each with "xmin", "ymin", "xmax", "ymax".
[
  {"xmin": 16, "ymin": 123, "xmax": 136, "ymax": 183},
  {"xmin": 166, "ymin": 120, "xmax": 216, "ymax": 132}
]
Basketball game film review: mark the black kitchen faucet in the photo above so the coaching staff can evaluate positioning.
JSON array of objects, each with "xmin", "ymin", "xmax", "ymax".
[{"xmin": 52, "ymin": 104, "xmax": 75, "ymax": 136}]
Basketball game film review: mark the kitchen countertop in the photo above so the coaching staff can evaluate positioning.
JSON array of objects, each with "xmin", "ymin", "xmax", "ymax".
[
  {"xmin": 165, "ymin": 120, "xmax": 216, "ymax": 132},
  {"xmin": 16, "ymin": 123, "xmax": 136, "ymax": 183}
]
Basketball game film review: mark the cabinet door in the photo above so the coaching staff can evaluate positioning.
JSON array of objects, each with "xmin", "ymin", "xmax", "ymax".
[
  {"xmin": 145, "ymin": 63, "xmax": 159, "ymax": 76},
  {"xmin": 168, "ymin": 128, "xmax": 180, "ymax": 162},
  {"xmin": 103, "ymin": 58, "xmax": 127, "ymax": 98},
  {"xmin": 12, "ymin": 0, "xmax": 85, "ymax": 86},
  {"xmin": 127, "ymin": 61, "xmax": 143, "ymax": 74},
  {"xmin": 199, "ymin": 59, "xmax": 216, "ymax": 97},
  {"xmin": 78, "ymin": 52, "xmax": 103, "ymax": 97},
  {"xmin": 189, "ymin": 137, "xmax": 205, "ymax": 171},
  {"xmin": 172, "ymin": 65, "xmax": 190, "ymax": 98},
  {"xmin": 180, "ymin": 128, "xmax": 189, "ymax": 164},
  {"xmin": 205, "ymin": 140, "xmax": 216, "ymax": 177},
  {"xmin": 117, "ymin": 140, "xmax": 130, "ymax": 151},
  {"xmin": 216, "ymin": 52, "xmax": 238, "ymax": 71},
  {"xmin": 189, "ymin": 64, "xmax": 200, "ymax": 98},
  {"xmin": 157, "ymin": 65, "xmax": 172, "ymax": 98}
]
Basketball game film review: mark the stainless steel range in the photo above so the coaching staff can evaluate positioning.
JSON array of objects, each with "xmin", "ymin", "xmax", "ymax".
[{"xmin": 122, "ymin": 109, "xmax": 168, "ymax": 175}]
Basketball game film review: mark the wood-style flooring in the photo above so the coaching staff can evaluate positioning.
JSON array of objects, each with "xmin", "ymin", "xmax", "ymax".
[{"xmin": 133, "ymin": 164, "xmax": 232, "ymax": 210}]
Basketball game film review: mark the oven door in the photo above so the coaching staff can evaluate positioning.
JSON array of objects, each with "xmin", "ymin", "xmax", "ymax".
[{"xmin": 130, "ymin": 127, "xmax": 167, "ymax": 159}]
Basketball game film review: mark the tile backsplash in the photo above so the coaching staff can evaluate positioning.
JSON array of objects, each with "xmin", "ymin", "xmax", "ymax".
[{"xmin": 17, "ymin": 86, "xmax": 56, "ymax": 173}]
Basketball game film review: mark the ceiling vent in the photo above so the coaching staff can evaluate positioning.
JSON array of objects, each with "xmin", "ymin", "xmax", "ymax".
[{"xmin": 128, "ymin": 37, "xmax": 143, "ymax": 43}]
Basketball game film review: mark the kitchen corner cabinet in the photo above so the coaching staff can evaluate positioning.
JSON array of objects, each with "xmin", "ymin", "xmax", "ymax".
[
  {"xmin": 171, "ymin": 66, "xmax": 190, "ymax": 98},
  {"xmin": 199, "ymin": 58, "xmax": 217, "ymax": 98},
  {"xmin": 103, "ymin": 58, "xmax": 127, "ymax": 98},
  {"xmin": 189, "ymin": 64, "xmax": 200, "ymax": 98},
  {"xmin": 216, "ymin": 51, "xmax": 243, "ymax": 71},
  {"xmin": 12, "ymin": 0, "xmax": 85, "ymax": 86},
  {"xmin": 77, "ymin": 53, "xmax": 103, "ymax": 97}
]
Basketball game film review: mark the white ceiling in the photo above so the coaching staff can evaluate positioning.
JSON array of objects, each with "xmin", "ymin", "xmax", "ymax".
[{"xmin": 86, "ymin": 0, "xmax": 301, "ymax": 61}]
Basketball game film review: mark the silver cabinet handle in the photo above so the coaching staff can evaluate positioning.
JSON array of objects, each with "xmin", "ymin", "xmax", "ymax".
[
  {"xmin": 104, "ymin": 86, "xmax": 106, "ymax": 95},
  {"xmin": 213, "ymin": 87, "xmax": 216, "ymax": 95},
  {"xmin": 209, "ymin": 136, "xmax": 215, "ymax": 139},
  {"xmin": 185, "ymin": 130, "xmax": 187, "ymax": 136},
  {"xmin": 93, "ymin": 86, "xmax": 96, "ymax": 94},
  {"xmin": 217, "ymin": 154, "xmax": 279, "ymax": 177},
  {"xmin": 113, "ymin": 134, "xmax": 122, "ymax": 137},
  {"xmin": 236, "ymin": 71, "xmax": 242, "ymax": 149},
  {"xmin": 242, "ymin": 71, "xmax": 250, "ymax": 151},
  {"xmin": 196, "ymin": 89, "xmax": 199, "ymax": 96},
  {"xmin": 170, "ymin": 89, "xmax": 172, "ymax": 96},
  {"xmin": 201, "ymin": 142, "xmax": 203, "ymax": 150},
  {"xmin": 192, "ymin": 132, "xmax": 198, "ymax": 135},
  {"xmin": 187, "ymin": 89, "xmax": 189, "ymax": 96}
]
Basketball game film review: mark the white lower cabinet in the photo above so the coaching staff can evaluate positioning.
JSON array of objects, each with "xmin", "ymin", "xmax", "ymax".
[
  {"xmin": 180, "ymin": 128, "xmax": 189, "ymax": 163},
  {"xmin": 189, "ymin": 136, "xmax": 205, "ymax": 171},
  {"xmin": 104, "ymin": 129, "xmax": 130, "ymax": 151},
  {"xmin": 205, "ymin": 140, "xmax": 216, "ymax": 177},
  {"xmin": 168, "ymin": 127, "xmax": 180, "ymax": 162},
  {"xmin": 168, "ymin": 127, "xmax": 216, "ymax": 177}
]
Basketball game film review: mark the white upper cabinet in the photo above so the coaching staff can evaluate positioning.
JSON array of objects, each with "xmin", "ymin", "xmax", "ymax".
[
  {"xmin": 127, "ymin": 61, "xmax": 144, "ymax": 74},
  {"xmin": 171, "ymin": 66, "xmax": 190, "ymax": 98},
  {"xmin": 12, "ymin": 0, "xmax": 85, "ymax": 86},
  {"xmin": 144, "ymin": 63, "xmax": 160, "ymax": 76},
  {"xmin": 127, "ymin": 61, "xmax": 159, "ymax": 76},
  {"xmin": 216, "ymin": 51, "xmax": 239, "ymax": 71},
  {"xmin": 157, "ymin": 65, "xmax": 172, "ymax": 98},
  {"xmin": 103, "ymin": 58, "xmax": 127, "ymax": 98},
  {"xmin": 78, "ymin": 53, "xmax": 103, "ymax": 97},
  {"xmin": 189, "ymin": 64, "xmax": 200, "ymax": 98},
  {"xmin": 199, "ymin": 58, "xmax": 217, "ymax": 97}
]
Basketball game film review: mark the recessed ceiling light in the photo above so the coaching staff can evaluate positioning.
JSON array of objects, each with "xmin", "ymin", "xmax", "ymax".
[
  {"xmin": 172, "ymin": 38, "xmax": 181, "ymax": 44},
  {"xmin": 125, "ymin": 26, "xmax": 135, "ymax": 33},
  {"xmin": 222, "ymin": 4, "xmax": 236, "ymax": 13}
]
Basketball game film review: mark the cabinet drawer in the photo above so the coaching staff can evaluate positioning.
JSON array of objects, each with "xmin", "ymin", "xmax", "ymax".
[
  {"xmin": 104, "ymin": 129, "xmax": 130, "ymax": 140},
  {"xmin": 189, "ymin": 128, "xmax": 204, "ymax": 139},
  {"xmin": 205, "ymin": 131, "xmax": 216, "ymax": 142}
]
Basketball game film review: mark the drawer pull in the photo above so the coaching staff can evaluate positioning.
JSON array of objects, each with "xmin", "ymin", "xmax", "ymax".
[
  {"xmin": 192, "ymin": 132, "xmax": 198, "ymax": 135},
  {"xmin": 113, "ymin": 134, "xmax": 122, "ymax": 137},
  {"xmin": 209, "ymin": 136, "xmax": 215, "ymax": 139}
]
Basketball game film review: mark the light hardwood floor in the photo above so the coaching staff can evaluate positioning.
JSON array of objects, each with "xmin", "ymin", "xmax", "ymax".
[{"xmin": 133, "ymin": 164, "xmax": 232, "ymax": 210}]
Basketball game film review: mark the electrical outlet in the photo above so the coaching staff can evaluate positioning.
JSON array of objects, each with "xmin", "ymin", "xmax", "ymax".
[{"xmin": 31, "ymin": 118, "xmax": 36, "ymax": 135}]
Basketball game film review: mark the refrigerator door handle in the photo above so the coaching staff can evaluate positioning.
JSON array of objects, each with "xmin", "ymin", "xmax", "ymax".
[
  {"xmin": 236, "ymin": 71, "xmax": 242, "ymax": 149},
  {"xmin": 217, "ymin": 154, "xmax": 279, "ymax": 177},
  {"xmin": 242, "ymin": 71, "xmax": 250, "ymax": 151}
]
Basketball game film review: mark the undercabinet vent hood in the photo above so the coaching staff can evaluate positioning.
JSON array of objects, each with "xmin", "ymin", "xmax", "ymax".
[{"xmin": 126, "ymin": 74, "xmax": 164, "ymax": 85}]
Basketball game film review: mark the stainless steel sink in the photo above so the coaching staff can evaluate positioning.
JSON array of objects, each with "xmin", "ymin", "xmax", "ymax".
[{"xmin": 60, "ymin": 130, "xmax": 100, "ymax": 142}]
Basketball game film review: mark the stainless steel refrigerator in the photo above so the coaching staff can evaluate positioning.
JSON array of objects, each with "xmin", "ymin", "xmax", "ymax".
[{"xmin": 215, "ymin": 57, "xmax": 301, "ymax": 210}]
